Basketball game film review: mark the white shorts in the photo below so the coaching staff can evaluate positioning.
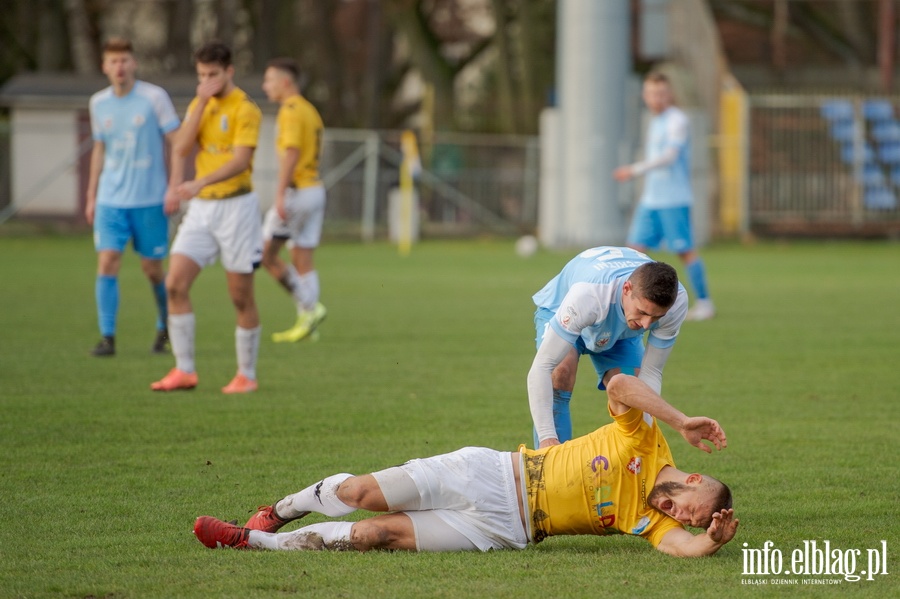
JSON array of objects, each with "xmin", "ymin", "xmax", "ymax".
[
  {"xmin": 171, "ymin": 192, "xmax": 263, "ymax": 273},
  {"xmin": 262, "ymin": 185, "xmax": 326, "ymax": 248},
  {"xmin": 387, "ymin": 447, "xmax": 529, "ymax": 552}
]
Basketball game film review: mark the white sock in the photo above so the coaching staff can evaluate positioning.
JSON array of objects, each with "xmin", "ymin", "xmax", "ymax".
[
  {"xmin": 285, "ymin": 264, "xmax": 304, "ymax": 310},
  {"xmin": 249, "ymin": 522, "xmax": 354, "ymax": 551},
  {"xmin": 168, "ymin": 313, "xmax": 196, "ymax": 373},
  {"xmin": 275, "ymin": 473, "xmax": 355, "ymax": 518},
  {"xmin": 297, "ymin": 270, "xmax": 319, "ymax": 312},
  {"xmin": 235, "ymin": 325, "xmax": 261, "ymax": 380}
]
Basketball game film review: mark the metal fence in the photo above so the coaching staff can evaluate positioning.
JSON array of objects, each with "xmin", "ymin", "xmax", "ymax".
[
  {"xmin": 305, "ymin": 129, "xmax": 539, "ymax": 240},
  {"xmin": 748, "ymin": 94, "xmax": 900, "ymax": 237}
]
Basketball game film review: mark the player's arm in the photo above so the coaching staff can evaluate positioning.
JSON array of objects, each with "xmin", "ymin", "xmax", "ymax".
[
  {"xmin": 614, "ymin": 147, "xmax": 679, "ymax": 181},
  {"xmin": 165, "ymin": 102, "xmax": 204, "ymax": 213},
  {"xmin": 636, "ymin": 344, "xmax": 671, "ymax": 394},
  {"xmin": 176, "ymin": 145, "xmax": 255, "ymax": 199},
  {"xmin": 656, "ymin": 509, "xmax": 739, "ymax": 557},
  {"xmin": 85, "ymin": 141, "xmax": 105, "ymax": 225},
  {"xmin": 526, "ymin": 326, "xmax": 573, "ymax": 447},
  {"xmin": 606, "ymin": 374, "xmax": 726, "ymax": 454},
  {"xmin": 274, "ymin": 146, "xmax": 300, "ymax": 220}
]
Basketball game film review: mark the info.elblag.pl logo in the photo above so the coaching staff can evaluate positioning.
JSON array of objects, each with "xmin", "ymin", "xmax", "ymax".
[{"xmin": 741, "ymin": 540, "xmax": 889, "ymax": 585}]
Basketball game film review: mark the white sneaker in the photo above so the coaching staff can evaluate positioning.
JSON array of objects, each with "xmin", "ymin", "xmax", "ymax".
[{"xmin": 685, "ymin": 299, "xmax": 715, "ymax": 321}]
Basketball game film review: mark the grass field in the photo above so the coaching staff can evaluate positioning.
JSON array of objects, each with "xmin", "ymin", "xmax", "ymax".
[{"xmin": 0, "ymin": 233, "xmax": 898, "ymax": 598}]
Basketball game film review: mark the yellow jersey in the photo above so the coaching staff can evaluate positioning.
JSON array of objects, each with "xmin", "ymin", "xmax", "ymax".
[
  {"xmin": 187, "ymin": 87, "xmax": 261, "ymax": 199},
  {"xmin": 276, "ymin": 94, "xmax": 323, "ymax": 189},
  {"xmin": 520, "ymin": 407, "xmax": 683, "ymax": 548}
]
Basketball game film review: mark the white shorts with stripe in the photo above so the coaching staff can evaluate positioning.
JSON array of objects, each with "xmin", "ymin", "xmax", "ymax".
[
  {"xmin": 171, "ymin": 192, "xmax": 263, "ymax": 273},
  {"xmin": 262, "ymin": 185, "xmax": 326, "ymax": 248},
  {"xmin": 386, "ymin": 447, "xmax": 529, "ymax": 552}
]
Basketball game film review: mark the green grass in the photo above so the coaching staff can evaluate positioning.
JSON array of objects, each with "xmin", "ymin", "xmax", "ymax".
[{"xmin": 0, "ymin": 234, "xmax": 898, "ymax": 598}]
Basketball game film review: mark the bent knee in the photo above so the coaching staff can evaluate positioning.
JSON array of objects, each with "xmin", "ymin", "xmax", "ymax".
[{"xmin": 349, "ymin": 520, "xmax": 392, "ymax": 551}]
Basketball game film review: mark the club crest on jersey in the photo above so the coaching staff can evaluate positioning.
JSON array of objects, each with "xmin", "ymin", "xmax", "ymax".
[
  {"xmin": 132, "ymin": 114, "xmax": 145, "ymax": 127},
  {"xmin": 102, "ymin": 118, "xmax": 113, "ymax": 131},
  {"xmin": 631, "ymin": 516, "xmax": 650, "ymax": 535},
  {"xmin": 627, "ymin": 456, "xmax": 642, "ymax": 474},
  {"xmin": 220, "ymin": 115, "xmax": 229, "ymax": 131},
  {"xmin": 595, "ymin": 331, "xmax": 612, "ymax": 348}
]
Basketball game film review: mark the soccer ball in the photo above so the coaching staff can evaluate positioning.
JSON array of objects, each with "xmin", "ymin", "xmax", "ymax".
[{"xmin": 515, "ymin": 235, "xmax": 538, "ymax": 258}]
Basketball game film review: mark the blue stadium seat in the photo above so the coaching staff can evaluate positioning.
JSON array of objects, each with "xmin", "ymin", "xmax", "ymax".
[
  {"xmin": 890, "ymin": 166, "xmax": 900, "ymax": 185},
  {"xmin": 871, "ymin": 121, "xmax": 900, "ymax": 142},
  {"xmin": 841, "ymin": 142, "xmax": 875, "ymax": 164},
  {"xmin": 877, "ymin": 142, "xmax": 900, "ymax": 164},
  {"xmin": 820, "ymin": 99, "xmax": 854, "ymax": 121},
  {"xmin": 862, "ymin": 164, "xmax": 886, "ymax": 186},
  {"xmin": 862, "ymin": 99, "xmax": 894, "ymax": 122},
  {"xmin": 864, "ymin": 186, "xmax": 897, "ymax": 210},
  {"xmin": 830, "ymin": 121, "xmax": 859, "ymax": 143}
]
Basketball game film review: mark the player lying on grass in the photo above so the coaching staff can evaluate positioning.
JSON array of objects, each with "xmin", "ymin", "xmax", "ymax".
[{"xmin": 194, "ymin": 374, "xmax": 738, "ymax": 557}]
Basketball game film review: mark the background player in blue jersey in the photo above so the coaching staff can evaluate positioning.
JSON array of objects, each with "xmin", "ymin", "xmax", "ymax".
[
  {"xmin": 614, "ymin": 71, "xmax": 714, "ymax": 321},
  {"xmin": 85, "ymin": 37, "xmax": 180, "ymax": 356},
  {"xmin": 527, "ymin": 246, "xmax": 688, "ymax": 448}
]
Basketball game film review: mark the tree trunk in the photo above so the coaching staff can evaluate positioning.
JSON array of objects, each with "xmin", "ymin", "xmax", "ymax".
[{"xmin": 64, "ymin": 0, "xmax": 98, "ymax": 74}]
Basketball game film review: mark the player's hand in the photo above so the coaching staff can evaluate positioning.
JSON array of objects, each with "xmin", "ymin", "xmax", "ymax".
[
  {"xmin": 678, "ymin": 416, "xmax": 727, "ymax": 453},
  {"xmin": 538, "ymin": 438, "xmax": 561, "ymax": 449},
  {"xmin": 84, "ymin": 199, "xmax": 95, "ymax": 225},
  {"xmin": 705, "ymin": 509, "xmax": 738, "ymax": 546},
  {"xmin": 613, "ymin": 166, "xmax": 633, "ymax": 182},
  {"xmin": 275, "ymin": 193, "xmax": 288, "ymax": 221},
  {"xmin": 176, "ymin": 180, "xmax": 204, "ymax": 201},
  {"xmin": 164, "ymin": 188, "xmax": 182, "ymax": 215},
  {"xmin": 196, "ymin": 78, "xmax": 224, "ymax": 101}
]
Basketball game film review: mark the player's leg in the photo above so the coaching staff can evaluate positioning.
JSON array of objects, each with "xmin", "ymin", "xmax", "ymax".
[
  {"xmin": 131, "ymin": 204, "xmax": 171, "ymax": 352},
  {"xmin": 216, "ymin": 193, "xmax": 263, "ymax": 393},
  {"xmin": 151, "ymin": 200, "xmax": 213, "ymax": 390},
  {"xmin": 91, "ymin": 204, "xmax": 130, "ymax": 356},
  {"xmin": 660, "ymin": 206, "xmax": 714, "ymax": 320},
  {"xmin": 272, "ymin": 187, "xmax": 327, "ymax": 342}
]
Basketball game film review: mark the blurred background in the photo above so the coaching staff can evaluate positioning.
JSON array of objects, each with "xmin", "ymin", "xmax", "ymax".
[{"xmin": 1, "ymin": 0, "xmax": 899, "ymax": 244}]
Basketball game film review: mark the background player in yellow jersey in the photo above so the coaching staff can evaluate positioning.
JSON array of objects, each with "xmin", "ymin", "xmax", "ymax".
[
  {"xmin": 194, "ymin": 374, "xmax": 738, "ymax": 557},
  {"xmin": 260, "ymin": 57, "xmax": 327, "ymax": 343},
  {"xmin": 151, "ymin": 41, "xmax": 264, "ymax": 394}
]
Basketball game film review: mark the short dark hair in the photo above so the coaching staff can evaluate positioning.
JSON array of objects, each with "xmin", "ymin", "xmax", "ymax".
[
  {"xmin": 628, "ymin": 262, "xmax": 678, "ymax": 308},
  {"xmin": 103, "ymin": 36, "xmax": 133, "ymax": 55},
  {"xmin": 645, "ymin": 71, "xmax": 670, "ymax": 85},
  {"xmin": 266, "ymin": 57, "xmax": 300, "ymax": 83},
  {"xmin": 194, "ymin": 41, "xmax": 232, "ymax": 67}
]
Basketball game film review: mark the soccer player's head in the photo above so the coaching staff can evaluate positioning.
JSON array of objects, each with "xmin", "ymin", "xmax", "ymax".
[
  {"xmin": 648, "ymin": 475, "xmax": 733, "ymax": 529},
  {"xmin": 101, "ymin": 37, "xmax": 137, "ymax": 87},
  {"xmin": 642, "ymin": 71, "xmax": 674, "ymax": 114},
  {"xmin": 629, "ymin": 262, "xmax": 678, "ymax": 308},
  {"xmin": 193, "ymin": 41, "xmax": 234, "ymax": 97},
  {"xmin": 262, "ymin": 57, "xmax": 301, "ymax": 103}
]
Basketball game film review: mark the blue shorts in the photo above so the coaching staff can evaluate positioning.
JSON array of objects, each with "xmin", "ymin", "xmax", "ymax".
[
  {"xmin": 627, "ymin": 204, "xmax": 694, "ymax": 253},
  {"xmin": 534, "ymin": 308, "xmax": 644, "ymax": 391},
  {"xmin": 94, "ymin": 204, "xmax": 169, "ymax": 259}
]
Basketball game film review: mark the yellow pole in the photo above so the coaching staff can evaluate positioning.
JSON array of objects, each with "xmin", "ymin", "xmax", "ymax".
[
  {"xmin": 718, "ymin": 73, "xmax": 748, "ymax": 236},
  {"xmin": 398, "ymin": 130, "xmax": 420, "ymax": 256}
]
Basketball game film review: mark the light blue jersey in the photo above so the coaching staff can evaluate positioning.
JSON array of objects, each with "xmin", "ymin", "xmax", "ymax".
[
  {"xmin": 532, "ymin": 247, "xmax": 687, "ymax": 353},
  {"xmin": 640, "ymin": 106, "xmax": 692, "ymax": 209},
  {"xmin": 89, "ymin": 80, "xmax": 179, "ymax": 208}
]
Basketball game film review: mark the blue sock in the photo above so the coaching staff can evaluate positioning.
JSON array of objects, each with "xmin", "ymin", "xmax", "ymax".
[
  {"xmin": 686, "ymin": 259, "xmax": 710, "ymax": 300},
  {"xmin": 533, "ymin": 389, "xmax": 573, "ymax": 448},
  {"xmin": 152, "ymin": 280, "xmax": 167, "ymax": 330},
  {"xmin": 96, "ymin": 275, "xmax": 119, "ymax": 337}
]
